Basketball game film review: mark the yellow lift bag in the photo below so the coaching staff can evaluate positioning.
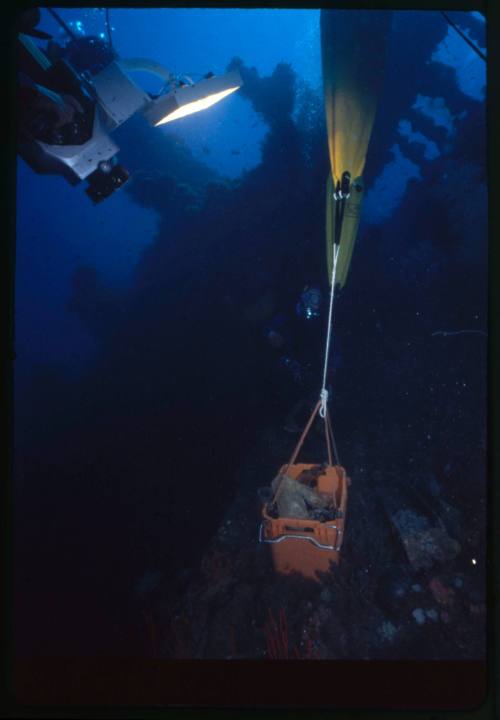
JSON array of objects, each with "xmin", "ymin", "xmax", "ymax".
[{"xmin": 321, "ymin": 10, "xmax": 392, "ymax": 288}]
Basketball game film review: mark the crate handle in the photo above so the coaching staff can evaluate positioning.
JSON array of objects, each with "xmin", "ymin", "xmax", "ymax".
[{"xmin": 259, "ymin": 524, "xmax": 340, "ymax": 551}]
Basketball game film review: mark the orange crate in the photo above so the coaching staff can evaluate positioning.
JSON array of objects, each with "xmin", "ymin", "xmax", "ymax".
[{"xmin": 260, "ymin": 463, "xmax": 348, "ymax": 580}]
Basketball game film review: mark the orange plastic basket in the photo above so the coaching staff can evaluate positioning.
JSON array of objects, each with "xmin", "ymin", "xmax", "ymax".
[{"xmin": 260, "ymin": 463, "xmax": 349, "ymax": 580}]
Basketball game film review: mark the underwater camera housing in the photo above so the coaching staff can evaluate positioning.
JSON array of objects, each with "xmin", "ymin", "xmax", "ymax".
[
  {"xmin": 19, "ymin": 52, "xmax": 243, "ymax": 204},
  {"xmin": 17, "ymin": 56, "xmax": 148, "ymax": 203},
  {"xmin": 18, "ymin": 22, "xmax": 242, "ymax": 205}
]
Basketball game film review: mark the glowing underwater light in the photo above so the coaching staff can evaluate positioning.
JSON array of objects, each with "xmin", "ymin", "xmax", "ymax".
[
  {"xmin": 142, "ymin": 70, "xmax": 242, "ymax": 127},
  {"xmin": 155, "ymin": 86, "xmax": 240, "ymax": 125}
]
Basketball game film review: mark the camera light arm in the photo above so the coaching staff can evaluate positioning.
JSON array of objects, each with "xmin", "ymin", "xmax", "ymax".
[
  {"xmin": 118, "ymin": 57, "xmax": 177, "ymax": 86},
  {"xmin": 91, "ymin": 59, "xmax": 242, "ymax": 130}
]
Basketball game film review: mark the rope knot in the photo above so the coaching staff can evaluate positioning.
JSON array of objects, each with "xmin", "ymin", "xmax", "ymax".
[{"xmin": 319, "ymin": 388, "xmax": 329, "ymax": 418}]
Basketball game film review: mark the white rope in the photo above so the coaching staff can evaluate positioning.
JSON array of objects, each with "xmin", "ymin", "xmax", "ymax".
[
  {"xmin": 319, "ymin": 387, "xmax": 329, "ymax": 419},
  {"xmin": 320, "ymin": 242, "xmax": 339, "ymax": 418}
]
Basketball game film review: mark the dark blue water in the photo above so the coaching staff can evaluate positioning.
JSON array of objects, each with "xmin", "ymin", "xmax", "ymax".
[{"xmin": 14, "ymin": 8, "xmax": 487, "ymax": 661}]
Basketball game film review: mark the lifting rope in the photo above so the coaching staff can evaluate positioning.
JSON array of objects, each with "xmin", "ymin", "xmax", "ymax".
[
  {"xmin": 317, "ymin": 188, "xmax": 343, "ymax": 457},
  {"xmin": 265, "ymin": 188, "xmax": 346, "ymax": 552},
  {"xmin": 276, "ymin": 10, "xmax": 393, "ymax": 481},
  {"xmin": 320, "ymin": 234, "xmax": 340, "ymax": 415},
  {"xmin": 320, "ymin": 170, "xmax": 350, "ymax": 414},
  {"xmin": 273, "ymin": 186, "xmax": 343, "ymax": 510}
]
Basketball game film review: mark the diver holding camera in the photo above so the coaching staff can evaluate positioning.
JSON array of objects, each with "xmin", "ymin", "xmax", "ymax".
[{"xmin": 17, "ymin": 8, "xmax": 129, "ymax": 203}]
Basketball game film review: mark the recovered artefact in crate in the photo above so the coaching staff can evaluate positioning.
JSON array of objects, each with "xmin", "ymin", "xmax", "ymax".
[{"xmin": 260, "ymin": 462, "xmax": 348, "ymax": 579}]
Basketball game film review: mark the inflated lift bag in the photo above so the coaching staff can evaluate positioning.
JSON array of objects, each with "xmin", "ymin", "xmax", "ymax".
[{"xmin": 321, "ymin": 10, "xmax": 392, "ymax": 287}]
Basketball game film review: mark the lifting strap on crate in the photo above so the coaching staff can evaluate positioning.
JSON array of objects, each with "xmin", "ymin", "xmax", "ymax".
[{"xmin": 271, "ymin": 398, "xmax": 340, "ymax": 507}]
